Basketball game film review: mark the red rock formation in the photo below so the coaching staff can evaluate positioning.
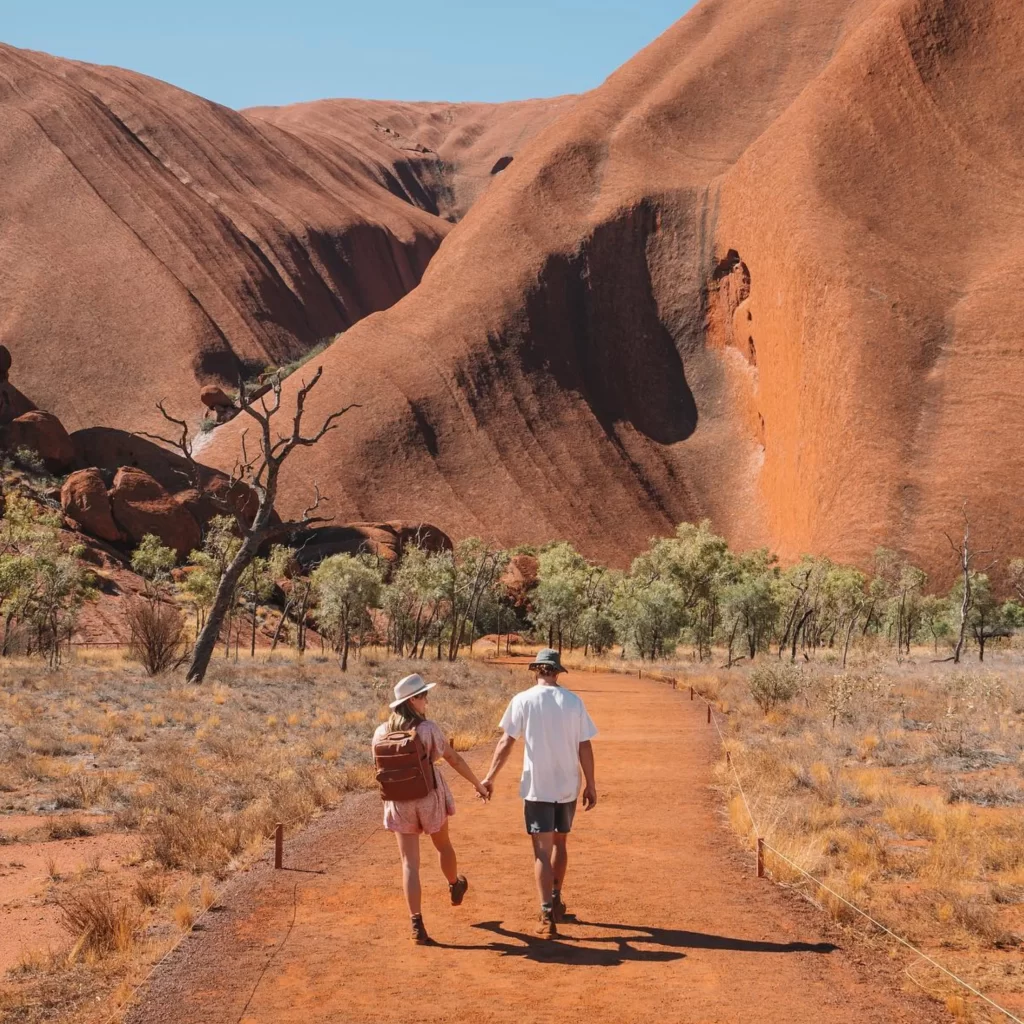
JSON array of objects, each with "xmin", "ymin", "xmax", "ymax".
[
  {"xmin": 5, "ymin": 411, "xmax": 75, "ymax": 471},
  {"xmin": 205, "ymin": 0, "xmax": 1024, "ymax": 583},
  {"xmin": 109, "ymin": 467, "xmax": 202, "ymax": 558},
  {"xmin": 502, "ymin": 554, "xmax": 539, "ymax": 610},
  {"xmin": 292, "ymin": 522, "xmax": 452, "ymax": 569},
  {"xmin": 0, "ymin": 43, "xmax": 565, "ymax": 439},
  {"xmin": 200, "ymin": 386, "xmax": 235, "ymax": 410},
  {"xmin": 62, "ymin": 468, "xmax": 122, "ymax": 543}
]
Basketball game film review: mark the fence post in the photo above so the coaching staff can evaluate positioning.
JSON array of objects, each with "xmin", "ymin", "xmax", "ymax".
[
  {"xmin": 690, "ymin": 686, "xmax": 694, "ymax": 701},
  {"xmin": 638, "ymin": 669, "xmax": 642, "ymax": 679},
  {"xmin": 706, "ymin": 703, "xmax": 711, "ymax": 724},
  {"xmin": 275, "ymin": 823, "xmax": 283, "ymax": 870},
  {"xmin": 757, "ymin": 838, "xmax": 765, "ymax": 878}
]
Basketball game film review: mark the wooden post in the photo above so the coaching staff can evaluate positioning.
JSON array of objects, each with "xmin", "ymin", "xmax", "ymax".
[
  {"xmin": 706, "ymin": 703, "xmax": 711, "ymax": 724},
  {"xmin": 726, "ymin": 750, "xmax": 731, "ymax": 766},
  {"xmin": 690, "ymin": 686, "xmax": 694, "ymax": 701},
  {"xmin": 637, "ymin": 669, "xmax": 642, "ymax": 679},
  {"xmin": 275, "ymin": 823, "xmax": 283, "ymax": 869},
  {"xmin": 757, "ymin": 838, "xmax": 765, "ymax": 878}
]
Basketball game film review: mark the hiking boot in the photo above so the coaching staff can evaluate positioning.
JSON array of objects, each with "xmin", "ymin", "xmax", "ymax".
[
  {"xmin": 552, "ymin": 893, "xmax": 567, "ymax": 923},
  {"xmin": 537, "ymin": 908, "xmax": 558, "ymax": 939},
  {"xmin": 449, "ymin": 875, "xmax": 469, "ymax": 907},
  {"xmin": 411, "ymin": 915, "xmax": 430, "ymax": 945}
]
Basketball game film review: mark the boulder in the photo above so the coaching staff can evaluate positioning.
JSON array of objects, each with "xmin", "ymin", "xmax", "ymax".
[
  {"xmin": 200, "ymin": 385, "xmax": 235, "ymax": 410},
  {"xmin": 5, "ymin": 410, "xmax": 75, "ymax": 471},
  {"xmin": 502, "ymin": 554, "xmax": 539, "ymax": 610},
  {"xmin": 291, "ymin": 522, "xmax": 452, "ymax": 570},
  {"xmin": 61, "ymin": 468, "xmax": 122, "ymax": 543},
  {"xmin": 109, "ymin": 467, "xmax": 202, "ymax": 558},
  {"xmin": 0, "ymin": 384, "xmax": 37, "ymax": 427},
  {"xmin": 0, "ymin": 346, "xmax": 11, "ymax": 383}
]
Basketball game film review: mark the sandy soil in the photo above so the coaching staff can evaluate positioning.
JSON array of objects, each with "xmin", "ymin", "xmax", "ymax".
[
  {"xmin": 0, "ymin": 818, "xmax": 139, "ymax": 976},
  {"xmin": 124, "ymin": 669, "xmax": 949, "ymax": 1024}
]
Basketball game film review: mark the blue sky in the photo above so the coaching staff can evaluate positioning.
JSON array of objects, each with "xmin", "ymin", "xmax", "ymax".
[{"xmin": 4, "ymin": 1, "xmax": 695, "ymax": 110}]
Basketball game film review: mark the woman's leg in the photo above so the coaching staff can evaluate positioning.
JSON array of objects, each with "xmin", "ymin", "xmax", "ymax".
[
  {"xmin": 428, "ymin": 820, "xmax": 459, "ymax": 884},
  {"xmin": 395, "ymin": 832, "xmax": 422, "ymax": 916}
]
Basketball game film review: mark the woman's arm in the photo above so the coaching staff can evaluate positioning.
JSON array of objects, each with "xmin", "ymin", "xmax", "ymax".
[{"xmin": 441, "ymin": 740, "xmax": 490, "ymax": 801}]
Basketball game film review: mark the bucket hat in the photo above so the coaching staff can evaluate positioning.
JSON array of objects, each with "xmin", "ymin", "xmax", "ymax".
[
  {"xmin": 529, "ymin": 648, "xmax": 567, "ymax": 673},
  {"xmin": 389, "ymin": 673, "xmax": 436, "ymax": 709}
]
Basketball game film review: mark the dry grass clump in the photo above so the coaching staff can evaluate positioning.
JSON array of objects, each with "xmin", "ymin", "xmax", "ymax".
[{"xmin": 58, "ymin": 885, "xmax": 141, "ymax": 959}]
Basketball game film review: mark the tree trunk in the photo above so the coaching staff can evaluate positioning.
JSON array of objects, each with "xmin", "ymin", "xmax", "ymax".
[
  {"xmin": 269, "ymin": 595, "xmax": 294, "ymax": 654},
  {"xmin": 341, "ymin": 628, "xmax": 350, "ymax": 671},
  {"xmin": 187, "ymin": 537, "xmax": 259, "ymax": 683},
  {"xmin": 250, "ymin": 599, "xmax": 257, "ymax": 658}
]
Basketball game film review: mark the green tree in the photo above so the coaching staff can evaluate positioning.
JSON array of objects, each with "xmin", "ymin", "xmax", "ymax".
[
  {"xmin": 312, "ymin": 554, "xmax": 384, "ymax": 670},
  {"xmin": 919, "ymin": 594, "xmax": 952, "ymax": 654},
  {"xmin": 719, "ymin": 549, "xmax": 780, "ymax": 666},
  {"xmin": 532, "ymin": 543, "xmax": 592, "ymax": 651},
  {"xmin": 131, "ymin": 535, "xmax": 177, "ymax": 592}
]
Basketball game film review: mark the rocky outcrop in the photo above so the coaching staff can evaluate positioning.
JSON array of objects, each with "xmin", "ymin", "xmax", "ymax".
[
  {"xmin": 109, "ymin": 467, "xmax": 202, "ymax": 558},
  {"xmin": 0, "ymin": 42, "xmax": 566, "ymax": 440},
  {"xmin": 61, "ymin": 468, "xmax": 121, "ymax": 543},
  {"xmin": 501, "ymin": 554, "xmax": 539, "ymax": 610},
  {"xmin": 205, "ymin": 0, "xmax": 1024, "ymax": 584},
  {"xmin": 5, "ymin": 411, "xmax": 75, "ymax": 471},
  {"xmin": 292, "ymin": 522, "xmax": 452, "ymax": 569}
]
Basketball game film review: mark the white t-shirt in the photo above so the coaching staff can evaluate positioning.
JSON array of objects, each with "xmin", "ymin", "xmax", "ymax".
[{"xmin": 498, "ymin": 683, "xmax": 598, "ymax": 803}]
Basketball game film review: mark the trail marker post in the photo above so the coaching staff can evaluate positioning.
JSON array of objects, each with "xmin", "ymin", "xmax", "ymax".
[{"xmin": 275, "ymin": 823, "xmax": 284, "ymax": 869}]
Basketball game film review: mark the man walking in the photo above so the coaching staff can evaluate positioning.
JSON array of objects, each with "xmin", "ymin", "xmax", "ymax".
[{"xmin": 482, "ymin": 648, "xmax": 597, "ymax": 938}]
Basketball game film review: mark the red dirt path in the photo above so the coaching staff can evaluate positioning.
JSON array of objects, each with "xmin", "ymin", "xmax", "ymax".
[{"xmin": 127, "ymin": 671, "xmax": 949, "ymax": 1024}]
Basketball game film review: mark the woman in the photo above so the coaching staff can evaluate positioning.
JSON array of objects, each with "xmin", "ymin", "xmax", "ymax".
[{"xmin": 372, "ymin": 673, "xmax": 490, "ymax": 944}]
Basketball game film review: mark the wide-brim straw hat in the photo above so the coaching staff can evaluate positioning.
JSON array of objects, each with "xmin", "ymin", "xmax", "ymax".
[
  {"xmin": 528, "ymin": 648, "xmax": 567, "ymax": 673},
  {"xmin": 389, "ymin": 673, "xmax": 436, "ymax": 709}
]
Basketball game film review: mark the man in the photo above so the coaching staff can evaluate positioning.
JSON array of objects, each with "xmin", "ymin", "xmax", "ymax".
[{"xmin": 482, "ymin": 647, "xmax": 597, "ymax": 938}]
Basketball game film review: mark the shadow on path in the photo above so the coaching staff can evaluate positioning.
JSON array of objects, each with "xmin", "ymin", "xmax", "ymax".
[
  {"xmin": 571, "ymin": 919, "xmax": 838, "ymax": 955},
  {"xmin": 431, "ymin": 919, "xmax": 835, "ymax": 967}
]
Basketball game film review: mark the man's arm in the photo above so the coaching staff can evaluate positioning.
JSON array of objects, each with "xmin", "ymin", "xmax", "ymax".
[
  {"xmin": 482, "ymin": 732, "xmax": 517, "ymax": 796},
  {"xmin": 579, "ymin": 740, "xmax": 597, "ymax": 810}
]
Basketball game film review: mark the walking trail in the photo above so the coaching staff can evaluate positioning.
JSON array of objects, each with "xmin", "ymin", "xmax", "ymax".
[{"xmin": 130, "ymin": 669, "xmax": 947, "ymax": 1024}]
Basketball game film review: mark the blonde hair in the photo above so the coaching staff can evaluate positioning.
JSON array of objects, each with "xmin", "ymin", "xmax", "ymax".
[{"xmin": 387, "ymin": 699, "xmax": 426, "ymax": 733}]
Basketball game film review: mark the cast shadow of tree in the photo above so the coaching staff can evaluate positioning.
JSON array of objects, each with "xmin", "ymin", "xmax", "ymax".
[{"xmin": 432, "ymin": 919, "xmax": 836, "ymax": 967}]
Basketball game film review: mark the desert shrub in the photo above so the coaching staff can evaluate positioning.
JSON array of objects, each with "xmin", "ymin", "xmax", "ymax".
[
  {"xmin": 125, "ymin": 597, "xmax": 187, "ymax": 675},
  {"xmin": 58, "ymin": 885, "xmax": 141, "ymax": 958},
  {"xmin": 749, "ymin": 664, "xmax": 800, "ymax": 714}
]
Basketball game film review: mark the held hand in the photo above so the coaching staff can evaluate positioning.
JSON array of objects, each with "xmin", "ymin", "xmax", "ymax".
[
  {"xmin": 582, "ymin": 784, "xmax": 598, "ymax": 811},
  {"xmin": 476, "ymin": 780, "xmax": 492, "ymax": 803}
]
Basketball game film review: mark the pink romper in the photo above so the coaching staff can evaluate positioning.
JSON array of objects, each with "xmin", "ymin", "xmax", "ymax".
[{"xmin": 372, "ymin": 720, "xmax": 456, "ymax": 836}]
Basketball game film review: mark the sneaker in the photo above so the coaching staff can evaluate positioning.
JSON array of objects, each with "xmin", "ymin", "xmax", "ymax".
[
  {"xmin": 411, "ymin": 915, "xmax": 430, "ymax": 945},
  {"xmin": 552, "ymin": 893, "xmax": 567, "ymax": 922},
  {"xmin": 449, "ymin": 875, "xmax": 469, "ymax": 907},
  {"xmin": 537, "ymin": 908, "xmax": 558, "ymax": 939}
]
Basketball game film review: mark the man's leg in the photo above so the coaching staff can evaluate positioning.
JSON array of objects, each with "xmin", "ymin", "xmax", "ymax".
[
  {"xmin": 551, "ymin": 833, "xmax": 569, "ymax": 891},
  {"xmin": 551, "ymin": 832, "xmax": 568, "ymax": 915},
  {"xmin": 531, "ymin": 831, "xmax": 556, "ymax": 907}
]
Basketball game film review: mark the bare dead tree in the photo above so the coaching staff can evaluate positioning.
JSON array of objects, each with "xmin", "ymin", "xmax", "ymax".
[
  {"xmin": 944, "ymin": 504, "xmax": 995, "ymax": 666},
  {"xmin": 138, "ymin": 368, "xmax": 355, "ymax": 683}
]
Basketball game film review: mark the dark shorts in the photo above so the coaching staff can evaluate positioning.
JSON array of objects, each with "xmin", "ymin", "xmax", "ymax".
[{"xmin": 524, "ymin": 800, "xmax": 577, "ymax": 835}]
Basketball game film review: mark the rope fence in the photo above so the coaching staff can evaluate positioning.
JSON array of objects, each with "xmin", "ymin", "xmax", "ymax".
[{"xmin": 683, "ymin": 678, "xmax": 1024, "ymax": 1024}]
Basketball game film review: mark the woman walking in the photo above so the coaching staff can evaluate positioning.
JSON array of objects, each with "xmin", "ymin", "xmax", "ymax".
[{"xmin": 372, "ymin": 673, "xmax": 490, "ymax": 944}]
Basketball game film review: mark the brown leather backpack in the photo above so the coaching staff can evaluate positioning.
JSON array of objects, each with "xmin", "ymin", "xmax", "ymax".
[{"xmin": 373, "ymin": 728, "xmax": 437, "ymax": 802}]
